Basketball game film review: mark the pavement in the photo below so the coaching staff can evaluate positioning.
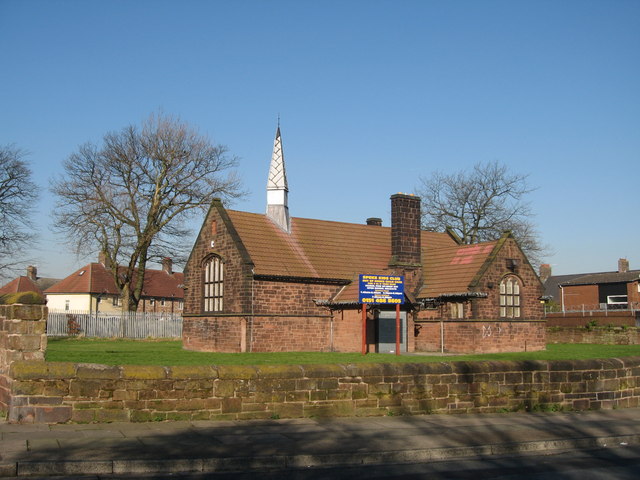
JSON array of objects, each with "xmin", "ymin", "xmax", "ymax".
[{"xmin": 1, "ymin": 408, "xmax": 639, "ymax": 478}]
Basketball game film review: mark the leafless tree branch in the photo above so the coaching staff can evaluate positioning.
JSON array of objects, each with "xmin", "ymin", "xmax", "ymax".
[
  {"xmin": 415, "ymin": 160, "xmax": 550, "ymax": 269},
  {"xmin": 0, "ymin": 144, "xmax": 37, "ymax": 278},
  {"xmin": 51, "ymin": 113, "xmax": 245, "ymax": 310}
]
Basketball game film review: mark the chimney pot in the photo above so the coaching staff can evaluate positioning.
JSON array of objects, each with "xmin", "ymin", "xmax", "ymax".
[{"xmin": 366, "ymin": 217, "xmax": 382, "ymax": 226}]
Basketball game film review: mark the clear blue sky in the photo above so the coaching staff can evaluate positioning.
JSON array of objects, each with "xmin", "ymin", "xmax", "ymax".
[{"xmin": 1, "ymin": 0, "xmax": 638, "ymax": 279}]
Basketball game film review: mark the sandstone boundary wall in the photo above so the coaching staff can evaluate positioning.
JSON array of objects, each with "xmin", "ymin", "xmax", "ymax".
[
  {"xmin": 3, "ymin": 357, "xmax": 640, "ymax": 423},
  {"xmin": 547, "ymin": 327, "xmax": 640, "ymax": 345},
  {"xmin": 2, "ymin": 305, "xmax": 640, "ymax": 424}
]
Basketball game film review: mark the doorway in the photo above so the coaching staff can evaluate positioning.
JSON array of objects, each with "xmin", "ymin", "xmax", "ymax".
[{"xmin": 376, "ymin": 310, "xmax": 407, "ymax": 353}]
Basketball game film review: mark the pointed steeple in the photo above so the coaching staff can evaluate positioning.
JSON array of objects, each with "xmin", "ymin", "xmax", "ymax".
[{"xmin": 266, "ymin": 125, "xmax": 291, "ymax": 232}]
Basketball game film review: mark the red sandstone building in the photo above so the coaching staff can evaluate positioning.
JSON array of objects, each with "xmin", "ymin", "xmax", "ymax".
[{"xmin": 183, "ymin": 128, "xmax": 545, "ymax": 354}]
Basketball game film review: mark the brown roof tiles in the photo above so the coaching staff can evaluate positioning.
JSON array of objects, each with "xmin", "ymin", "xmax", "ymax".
[
  {"xmin": 45, "ymin": 263, "xmax": 183, "ymax": 299},
  {"xmin": 226, "ymin": 210, "xmax": 495, "ymax": 300}
]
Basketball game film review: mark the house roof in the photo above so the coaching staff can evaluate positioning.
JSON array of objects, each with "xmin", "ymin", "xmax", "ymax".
[
  {"xmin": 45, "ymin": 263, "xmax": 184, "ymax": 299},
  {"xmin": 419, "ymin": 242, "xmax": 499, "ymax": 298},
  {"xmin": 227, "ymin": 209, "xmax": 458, "ymax": 281},
  {"xmin": 224, "ymin": 209, "xmax": 504, "ymax": 302},
  {"xmin": 559, "ymin": 270, "xmax": 640, "ymax": 287},
  {"xmin": 0, "ymin": 275, "xmax": 60, "ymax": 296},
  {"xmin": 0, "ymin": 276, "xmax": 43, "ymax": 296}
]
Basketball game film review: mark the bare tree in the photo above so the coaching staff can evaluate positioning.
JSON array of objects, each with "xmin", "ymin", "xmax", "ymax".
[
  {"xmin": 415, "ymin": 161, "xmax": 548, "ymax": 268},
  {"xmin": 51, "ymin": 113, "xmax": 244, "ymax": 311},
  {"xmin": 0, "ymin": 145, "xmax": 37, "ymax": 277}
]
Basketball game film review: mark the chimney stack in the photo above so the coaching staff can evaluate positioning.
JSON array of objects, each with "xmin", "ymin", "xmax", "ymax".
[
  {"xmin": 390, "ymin": 194, "xmax": 422, "ymax": 267},
  {"xmin": 26, "ymin": 265, "xmax": 37, "ymax": 281},
  {"xmin": 539, "ymin": 264, "xmax": 551, "ymax": 283},
  {"xmin": 162, "ymin": 257, "xmax": 173, "ymax": 275},
  {"xmin": 98, "ymin": 251, "xmax": 111, "ymax": 269},
  {"xmin": 366, "ymin": 217, "xmax": 382, "ymax": 226},
  {"xmin": 618, "ymin": 258, "xmax": 629, "ymax": 273}
]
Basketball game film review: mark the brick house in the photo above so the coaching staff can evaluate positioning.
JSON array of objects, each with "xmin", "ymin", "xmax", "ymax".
[
  {"xmin": 544, "ymin": 259, "xmax": 640, "ymax": 312},
  {"xmin": 183, "ymin": 128, "xmax": 545, "ymax": 354},
  {"xmin": 44, "ymin": 254, "xmax": 184, "ymax": 314}
]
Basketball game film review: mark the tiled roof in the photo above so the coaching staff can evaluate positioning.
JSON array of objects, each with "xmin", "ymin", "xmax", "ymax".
[
  {"xmin": 45, "ymin": 263, "xmax": 183, "ymax": 299},
  {"xmin": 419, "ymin": 242, "xmax": 498, "ymax": 298},
  {"xmin": 227, "ymin": 210, "xmax": 457, "ymax": 281},
  {"xmin": 0, "ymin": 276, "xmax": 43, "ymax": 296},
  {"xmin": 226, "ymin": 210, "xmax": 497, "ymax": 301},
  {"xmin": 559, "ymin": 270, "xmax": 640, "ymax": 286}
]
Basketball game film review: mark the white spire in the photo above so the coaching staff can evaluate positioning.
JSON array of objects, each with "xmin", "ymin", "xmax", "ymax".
[{"xmin": 266, "ymin": 125, "xmax": 290, "ymax": 232}]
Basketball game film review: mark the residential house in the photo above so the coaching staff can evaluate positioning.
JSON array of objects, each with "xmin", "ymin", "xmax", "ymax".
[
  {"xmin": 544, "ymin": 259, "xmax": 640, "ymax": 312},
  {"xmin": 182, "ymin": 128, "xmax": 545, "ymax": 354},
  {"xmin": 0, "ymin": 266, "xmax": 59, "ymax": 297},
  {"xmin": 45, "ymin": 255, "xmax": 184, "ymax": 314}
]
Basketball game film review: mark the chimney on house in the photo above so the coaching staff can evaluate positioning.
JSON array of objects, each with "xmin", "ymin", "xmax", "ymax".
[
  {"xmin": 539, "ymin": 264, "xmax": 552, "ymax": 283},
  {"xmin": 98, "ymin": 251, "xmax": 111, "ymax": 269},
  {"xmin": 26, "ymin": 265, "xmax": 37, "ymax": 281},
  {"xmin": 266, "ymin": 126, "xmax": 291, "ymax": 233},
  {"xmin": 390, "ymin": 193, "xmax": 422, "ymax": 267},
  {"xmin": 162, "ymin": 257, "xmax": 173, "ymax": 275},
  {"xmin": 618, "ymin": 258, "xmax": 629, "ymax": 273},
  {"xmin": 366, "ymin": 217, "xmax": 382, "ymax": 226}
]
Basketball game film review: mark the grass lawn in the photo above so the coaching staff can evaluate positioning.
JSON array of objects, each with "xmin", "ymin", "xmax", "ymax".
[{"xmin": 45, "ymin": 338, "xmax": 640, "ymax": 366}]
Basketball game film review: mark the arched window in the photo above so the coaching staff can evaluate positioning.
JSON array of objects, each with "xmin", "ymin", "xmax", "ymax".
[
  {"xmin": 203, "ymin": 256, "xmax": 224, "ymax": 312},
  {"xmin": 500, "ymin": 277, "xmax": 521, "ymax": 318}
]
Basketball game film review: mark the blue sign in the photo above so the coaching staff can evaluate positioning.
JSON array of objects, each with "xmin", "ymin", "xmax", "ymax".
[{"xmin": 359, "ymin": 275, "xmax": 404, "ymax": 304}]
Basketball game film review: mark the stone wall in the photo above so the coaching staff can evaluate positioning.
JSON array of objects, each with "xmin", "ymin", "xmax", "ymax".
[
  {"xmin": 547, "ymin": 327, "xmax": 640, "ymax": 345},
  {"xmin": 4, "ymin": 356, "xmax": 640, "ymax": 423},
  {"xmin": 415, "ymin": 320, "xmax": 546, "ymax": 353},
  {"xmin": 0, "ymin": 305, "xmax": 48, "ymax": 414}
]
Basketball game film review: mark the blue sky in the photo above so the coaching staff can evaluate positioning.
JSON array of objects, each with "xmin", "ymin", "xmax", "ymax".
[{"xmin": 1, "ymin": 0, "xmax": 638, "ymax": 279}]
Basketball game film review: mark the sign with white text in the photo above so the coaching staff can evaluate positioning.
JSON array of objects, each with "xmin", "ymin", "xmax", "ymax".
[{"xmin": 359, "ymin": 274, "xmax": 404, "ymax": 304}]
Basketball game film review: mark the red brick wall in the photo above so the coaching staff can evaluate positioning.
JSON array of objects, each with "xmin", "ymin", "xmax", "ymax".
[
  {"xmin": 560, "ymin": 285, "xmax": 599, "ymax": 310},
  {"xmin": 628, "ymin": 281, "xmax": 640, "ymax": 307},
  {"xmin": 414, "ymin": 320, "xmax": 546, "ymax": 353},
  {"xmin": 545, "ymin": 311, "xmax": 637, "ymax": 327}
]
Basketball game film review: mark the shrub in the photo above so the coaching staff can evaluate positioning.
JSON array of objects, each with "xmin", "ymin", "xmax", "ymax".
[{"xmin": 0, "ymin": 291, "xmax": 45, "ymax": 305}]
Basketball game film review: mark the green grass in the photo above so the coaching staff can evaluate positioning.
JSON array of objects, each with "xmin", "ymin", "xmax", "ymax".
[{"xmin": 44, "ymin": 338, "xmax": 640, "ymax": 366}]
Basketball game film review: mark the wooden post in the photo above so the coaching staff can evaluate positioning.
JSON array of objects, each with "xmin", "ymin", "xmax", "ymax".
[
  {"xmin": 395, "ymin": 303, "xmax": 401, "ymax": 356},
  {"xmin": 362, "ymin": 304, "xmax": 367, "ymax": 355}
]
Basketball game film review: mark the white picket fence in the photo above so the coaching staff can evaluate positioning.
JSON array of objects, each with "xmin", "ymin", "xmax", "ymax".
[{"xmin": 47, "ymin": 309, "xmax": 183, "ymax": 339}]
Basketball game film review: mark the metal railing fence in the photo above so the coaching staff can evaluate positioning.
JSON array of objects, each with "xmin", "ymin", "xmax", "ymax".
[
  {"xmin": 47, "ymin": 309, "xmax": 182, "ymax": 338},
  {"xmin": 544, "ymin": 302, "xmax": 640, "ymax": 317}
]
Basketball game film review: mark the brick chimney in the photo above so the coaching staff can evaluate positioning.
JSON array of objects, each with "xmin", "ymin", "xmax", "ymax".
[
  {"xmin": 366, "ymin": 217, "xmax": 382, "ymax": 226},
  {"xmin": 98, "ymin": 251, "xmax": 111, "ymax": 269},
  {"xmin": 539, "ymin": 264, "xmax": 551, "ymax": 283},
  {"xmin": 390, "ymin": 194, "xmax": 421, "ymax": 267},
  {"xmin": 162, "ymin": 257, "xmax": 173, "ymax": 275},
  {"xmin": 26, "ymin": 265, "xmax": 37, "ymax": 281},
  {"xmin": 618, "ymin": 258, "xmax": 629, "ymax": 273}
]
